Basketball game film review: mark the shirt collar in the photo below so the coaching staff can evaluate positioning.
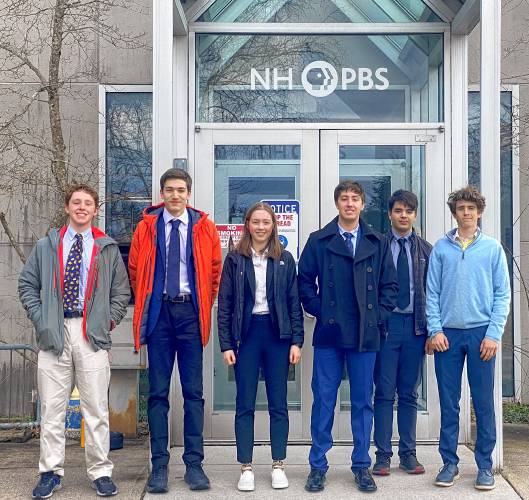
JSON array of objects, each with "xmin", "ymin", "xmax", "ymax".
[
  {"xmin": 338, "ymin": 223, "xmax": 360, "ymax": 238},
  {"xmin": 455, "ymin": 228, "xmax": 478, "ymax": 241},
  {"xmin": 251, "ymin": 247, "xmax": 268, "ymax": 258},
  {"xmin": 163, "ymin": 207, "xmax": 188, "ymax": 226},
  {"xmin": 66, "ymin": 225, "xmax": 92, "ymax": 242},
  {"xmin": 391, "ymin": 228, "xmax": 412, "ymax": 241}
]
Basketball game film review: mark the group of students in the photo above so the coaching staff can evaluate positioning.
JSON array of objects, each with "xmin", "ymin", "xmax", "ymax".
[{"xmin": 18, "ymin": 167, "xmax": 510, "ymax": 498}]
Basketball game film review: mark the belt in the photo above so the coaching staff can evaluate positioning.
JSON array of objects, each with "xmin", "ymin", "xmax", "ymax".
[
  {"xmin": 163, "ymin": 294, "xmax": 192, "ymax": 303},
  {"xmin": 64, "ymin": 310, "xmax": 83, "ymax": 318}
]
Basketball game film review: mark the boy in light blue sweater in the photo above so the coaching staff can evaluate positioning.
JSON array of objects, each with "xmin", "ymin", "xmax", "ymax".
[{"xmin": 426, "ymin": 186, "xmax": 510, "ymax": 492}]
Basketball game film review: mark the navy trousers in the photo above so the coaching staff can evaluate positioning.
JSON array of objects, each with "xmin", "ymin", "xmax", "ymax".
[
  {"xmin": 147, "ymin": 301, "xmax": 204, "ymax": 468},
  {"xmin": 309, "ymin": 347, "xmax": 376, "ymax": 471},
  {"xmin": 234, "ymin": 314, "xmax": 291, "ymax": 464},
  {"xmin": 374, "ymin": 313, "xmax": 426, "ymax": 458},
  {"xmin": 435, "ymin": 325, "xmax": 496, "ymax": 470}
]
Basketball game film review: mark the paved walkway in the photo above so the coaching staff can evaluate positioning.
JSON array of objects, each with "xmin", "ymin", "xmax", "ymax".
[{"xmin": 147, "ymin": 445, "xmax": 520, "ymax": 500}]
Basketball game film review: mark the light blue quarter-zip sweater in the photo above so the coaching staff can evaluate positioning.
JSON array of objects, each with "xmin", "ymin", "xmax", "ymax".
[{"xmin": 426, "ymin": 228, "xmax": 511, "ymax": 342}]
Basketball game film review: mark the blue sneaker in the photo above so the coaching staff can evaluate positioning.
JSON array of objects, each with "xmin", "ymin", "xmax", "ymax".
[
  {"xmin": 146, "ymin": 465, "xmax": 169, "ymax": 493},
  {"xmin": 184, "ymin": 464, "xmax": 210, "ymax": 491},
  {"xmin": 475, "ymin": 469, "xmax": 495, "ymax": 490},
  {"xmin": 91, "ymin": 476, "xmax": 118, "ymax": 497},
  {"xmin": 32, "ymin": 472, "xmax": 62, "ymax": 499},
  {"xmin": 305, "ymin": 469, "xmax": 326, "ymax": 492},
  {"xmin": 434, "ymin": 463, "xmax": 459, "ymax": 487}
]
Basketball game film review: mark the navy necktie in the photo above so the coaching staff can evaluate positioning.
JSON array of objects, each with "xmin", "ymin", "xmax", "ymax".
[
  {"xmin": 343, "ymin": 232, "xmax": 355, "ymax": 256},
  {"xmin": 166, "ymin": 219, "xmax": 181, "ymax": 299},
  {"xmin": 63, "ymin": 234, "xmax": 83, "ymax": 312},
  {"xmin": 396, "ymin": 238, "xmax": 410, "ymax": 309}
]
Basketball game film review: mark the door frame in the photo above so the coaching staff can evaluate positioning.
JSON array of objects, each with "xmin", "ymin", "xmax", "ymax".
[{"xmin": 320, "ymin": 129, "xmax": 446, "ymax": 442}]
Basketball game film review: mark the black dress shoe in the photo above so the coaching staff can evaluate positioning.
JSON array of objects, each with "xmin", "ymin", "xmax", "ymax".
[
  {"xmin": 353, "ymin": 468, "xmax": 377, "ymax": 492},
  {"xmin": 305, "ymin": 469, "xmax": 326, "ymax": 492},
  {"xmin": 147, "ymin": 465, "xmax": 168, "ymax": 494}
]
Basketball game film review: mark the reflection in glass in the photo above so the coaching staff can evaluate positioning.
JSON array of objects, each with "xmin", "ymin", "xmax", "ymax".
[
  {"xmin": 105, "ymin": 92, "xmax": 152, "ymax": 244},
  {"xmin": 213, "ymin": 144, "xmax": 301, "ymax": 411},
  {"xmin": 338, "ymin": 144, "xmax": 427, "ymax": 410},
  {"xmin": 197, "ymin": 34, "xmax": 443, "ymax": 123},
  {"xmin": 198, "ymin": 0, "xmax": 442, "ymax": 23},
  {"xmin": 468, "ymin": 91, "xmax": 515, "ymax": 397}
]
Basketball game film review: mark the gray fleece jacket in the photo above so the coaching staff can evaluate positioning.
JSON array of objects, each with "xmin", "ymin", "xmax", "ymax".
[{"xmin": 18, "ymin": 226, "xmax": 130, "ymax": 355}]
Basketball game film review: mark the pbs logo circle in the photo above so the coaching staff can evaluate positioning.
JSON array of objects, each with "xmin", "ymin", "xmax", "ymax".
[
  {"xmin": 278, "ymin": 235, "xmax": 288, "ymax": 248},
  {"xmin": 301, "ymin": 61, "xmax": 338, "ymax": 98}
]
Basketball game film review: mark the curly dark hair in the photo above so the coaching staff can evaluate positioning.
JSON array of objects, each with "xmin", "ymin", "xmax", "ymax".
[
  {"xmin": 447, "ymin": 186, "xmax": 486, "ymax": 215},
  {"xmin": 64, "ymin": 183, "xmax": 99, "ymax": 206}
]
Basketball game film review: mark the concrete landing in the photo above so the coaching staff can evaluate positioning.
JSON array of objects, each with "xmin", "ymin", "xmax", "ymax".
[{"xmin": 146, "ymin": 445, "xmax": 520, "ymax": 500}]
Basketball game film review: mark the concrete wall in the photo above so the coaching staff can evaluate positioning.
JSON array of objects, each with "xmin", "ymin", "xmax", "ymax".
[{"xmin": 0, "ymin": 0, "xmax": 152, "ymax": 417}]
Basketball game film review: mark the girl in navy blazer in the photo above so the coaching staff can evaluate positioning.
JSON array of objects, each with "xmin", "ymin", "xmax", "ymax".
[{"xmin": 217, "ymin": 202, "xmax": 304, "ymax": 492}]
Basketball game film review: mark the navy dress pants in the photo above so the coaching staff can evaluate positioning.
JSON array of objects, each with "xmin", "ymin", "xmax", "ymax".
[
  {"xmin": 234, "ymin": 314, "xmax": 291, "ymax": 464},
  {"xmin": 374, "ymin": 313, "xmax": 426, "ymax": 458},
  {"xmin": 435, "ymin": 325, "xmax": 496, "ymax": 470},
  {"xmin": 309, "ymin": 347, "xmax": 376, "ymax": 472},
  {"xmin": 147, "ymin": 301, "xmax": 204, "ymax": 468}
]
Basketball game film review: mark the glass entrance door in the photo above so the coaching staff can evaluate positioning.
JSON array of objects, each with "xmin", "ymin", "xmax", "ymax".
[
  {"xmin": 320, "ymin": 129, "xmax": 446, "ymax": 442},
  {"xmin": 194, "ymin": 128, "xmax": 319, "ymax": 441},
  {"xmin": 193, "ymin": 127, "xmax": 446, "ymax": 443}
]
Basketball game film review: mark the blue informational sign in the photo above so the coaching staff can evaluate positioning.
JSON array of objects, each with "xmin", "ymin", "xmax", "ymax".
[{"xmin": 262, "ymin": 200, "xmax": 300, "ymax": 260}]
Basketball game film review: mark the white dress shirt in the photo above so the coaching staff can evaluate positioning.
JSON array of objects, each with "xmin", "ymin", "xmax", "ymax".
[
  {"xmin": 338, "ymin": 222, "xmax": 360, "ymax": 256},
  {"xmin": 163, "ymin": 208, "xmax": 191, "ymax": 295},
  {"xmin": 251, "ymin": 247, "xmax": 269, "ymax": 314}
]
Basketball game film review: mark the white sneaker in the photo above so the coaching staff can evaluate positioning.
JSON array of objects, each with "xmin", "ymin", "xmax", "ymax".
[
  {"xmin": 238, "ymin": 464, "xmax": 255, "ymax": 491},
  {"xmin": 271, "ymin": 461, "xmax": 289, "ymax": 489}
]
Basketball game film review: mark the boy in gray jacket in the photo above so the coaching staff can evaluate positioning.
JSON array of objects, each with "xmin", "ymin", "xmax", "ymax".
[{"xmin": 19, "ymin": 184, "xmax": 130, "ymax": 499}]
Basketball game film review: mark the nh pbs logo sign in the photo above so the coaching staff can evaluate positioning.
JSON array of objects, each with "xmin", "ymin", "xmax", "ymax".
[{"xmin": 250, "ymin": 60, "xmax": 389, "ymax": 98}]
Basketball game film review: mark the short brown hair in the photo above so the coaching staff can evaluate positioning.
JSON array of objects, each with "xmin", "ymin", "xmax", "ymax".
[
  {"xmin": 235, "ymin": 202, "xmax": 283, "ymax": 260},
  {"xmin": 447, "ymin": 186, "xmax": 486, "ymax": 215},
  {"xmin": 64, "ymin": 183, "xmax": 99, "ymax": 206},
  {"xmin": 160, "ymin": 168, "xmax": 192, "ymax": 192},
  {"xmin": 334, "ymin": 180, "xmax": 365, "ymax": 203}
]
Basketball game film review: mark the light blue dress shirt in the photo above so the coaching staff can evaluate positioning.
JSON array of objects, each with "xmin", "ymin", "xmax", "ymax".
[
  {"xmin": 338, "ymin": 223, "xmax": 360, "ymax": 256},
  {"xmin": 390, "ymin": 228, "xmax": 414, "ymax": 314},
  {"xmin": 62, "ymin": 225, "xmax": 94, "ymax": 310}
]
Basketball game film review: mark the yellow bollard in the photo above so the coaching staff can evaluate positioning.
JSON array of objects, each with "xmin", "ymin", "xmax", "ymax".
[{"xmin": 80, "ymin": 418, "xmax": 85, "ymax": 448}]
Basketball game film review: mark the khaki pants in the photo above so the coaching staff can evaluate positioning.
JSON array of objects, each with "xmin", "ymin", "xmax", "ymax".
[{"xmin": 38, "ymin": 317, "xmax": 113, "ymax": 481}]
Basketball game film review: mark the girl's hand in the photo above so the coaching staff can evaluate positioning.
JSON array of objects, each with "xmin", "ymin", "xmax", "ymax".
[
  {"xmin": 289, "ymin": 345, "xmax": 302, "ymax": 364},
  {"xmin": 223, "ymin": 350, "xmax": 236, "ymax": 365}
]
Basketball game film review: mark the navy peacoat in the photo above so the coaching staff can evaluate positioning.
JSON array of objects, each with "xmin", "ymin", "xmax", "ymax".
[{"xmin": 298, "ymin": 217, "xmax": 397, "ymax": 352}]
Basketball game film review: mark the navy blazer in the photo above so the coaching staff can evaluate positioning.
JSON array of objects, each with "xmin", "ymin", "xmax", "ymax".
[
  {"xmin": 298, "ymin": 217, "xmax": 397, "ymax": 352},
  {"xmin": 385, "ymin": 229, "xmax": 432, "ymax": 335},
  {"xmin": 217, "ymin": 250, "xmax": 304, "ymax": 351},
  {"xmin": 147, "ymin": 208, "xmax": 199, "ymax": 335}
]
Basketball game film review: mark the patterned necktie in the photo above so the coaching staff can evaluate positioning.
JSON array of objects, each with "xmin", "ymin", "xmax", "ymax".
[
  {"xmin": 166, "ymin": 219, "xmax": 181, "ymax": 299},
  {"xmin": 63, "ymin": 234, "xmax": 83, "ymax": 312},
  {"xmin": 396, "ymin": 238, "xmax": 411, "ymax": 310},
  {"xmin": 343, "ymin": 232, "xmax": 355, "ymax": 256}
]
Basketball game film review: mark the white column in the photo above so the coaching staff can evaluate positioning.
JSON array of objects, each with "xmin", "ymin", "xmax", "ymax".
[
  {"xmin": 480, "ymin": 0, "xmax": 503, "ymax": 471},
  {"xmin": 152, "ymin": 0, "xmax": 174, "ymax": 195}
]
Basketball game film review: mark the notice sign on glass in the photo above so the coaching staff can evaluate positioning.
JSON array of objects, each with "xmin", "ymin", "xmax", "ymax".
[
  {"xmin": 216, "ymin": 224, "xmax": 244, "ymax": 250},
  {"xmin": 262, "ymin": 200, "xmax": 300, "ymax": 260}
]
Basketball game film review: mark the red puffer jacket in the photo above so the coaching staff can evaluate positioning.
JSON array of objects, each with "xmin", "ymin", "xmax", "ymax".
[{"xmin": 129, "ymin": 203, "xmax": 221, "ymax": 350}]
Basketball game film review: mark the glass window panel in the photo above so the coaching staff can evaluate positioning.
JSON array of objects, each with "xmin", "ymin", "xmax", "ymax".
[
  {"xmin": 338, "ymin": 144, "xmax": 427, "ymax": 410},
  {"xmin": 197, "ymin": 34, "xmax": 443, "ymax": 123},
  {"xmin": 468, "ymin": 91, "xmax": 515, "ymax": 397},
  {"xmin": 213, "ymin": 144, "xmax": 301, "ymax": 411},
  {"xmin": 198, "ymin": 0, "xmax": 442, "ymax": 23},
  {"xmin": 105, "ymin": 92, "xmax": 152, "ymax": 243}
]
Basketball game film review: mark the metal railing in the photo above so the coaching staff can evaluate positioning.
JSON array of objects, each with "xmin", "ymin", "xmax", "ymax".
[{"xmin": 0, "ymin": 344, "xmax": 40, "ymax": 429}]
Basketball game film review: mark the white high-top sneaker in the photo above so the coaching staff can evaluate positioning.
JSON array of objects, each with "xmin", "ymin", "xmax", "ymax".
[
  {"xmin": 271, "ymin": 461, "xmax": 289, "ymax": 489},
  {"xmin": 238, "ymin": 464, "xmax": 255, "ymax": 491}
]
